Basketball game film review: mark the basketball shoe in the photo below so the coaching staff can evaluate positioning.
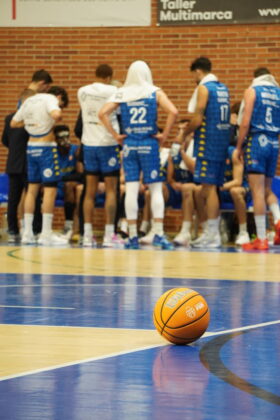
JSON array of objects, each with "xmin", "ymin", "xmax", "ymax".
[
  {"xmin": 103, "ymin": 233, "xmax": 124, "ymax": 248},
  {"xmin": 139, "ymin": 230, "xmax": 155, "ymax": 245},
  {"xmin": 37, "ymin": 232, "xmax": 69, "ymax": 246},
  {"xmin": 173, "ymin": 231, "xmax": 191, "ymax": 247},
  {"xmin": 242, "ymin": 238, "xmax": 269, "ymax": 251},
  {"xmin": 273, "ymin": 220, "xmax": 280, "ymax": 245},
  {"xmin": 125, "ymin": 236, "xmax": 139, "ymax": 249},
  {"xmin": 83, "ymin": 234, "xmax": 97, "ymax": 247},
  {"xmin": 191, "ymin": 231, "xmax": 221, "ymax": 248},
  {"xmin": 21, "ymin": 232, "xmax": 36, "ymax": 244},
  {"xmin": 235, "ymin": 231, "xmax": 250, "ymax": 246},
  {"xmin": 153, "ymin": 234, "xmax": 174, "ymax": 250}
]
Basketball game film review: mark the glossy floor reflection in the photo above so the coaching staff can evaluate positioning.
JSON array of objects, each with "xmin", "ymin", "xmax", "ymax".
[{"xmin": 0, "ymin": 270, "xmax": 279, "ymax": 419}]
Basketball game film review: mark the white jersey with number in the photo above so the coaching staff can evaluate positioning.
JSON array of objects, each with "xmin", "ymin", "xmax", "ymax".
[
  {"xmin": 13, "ymin": 93, "xmax": 60, "ymax": 137},
  {"xmin": 78, "ymin": 83, "xmax": 119, "ymax": 146}
]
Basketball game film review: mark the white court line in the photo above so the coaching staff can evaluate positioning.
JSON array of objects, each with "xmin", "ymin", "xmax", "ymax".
[
  {"xmin": 0, "ymin": 318, "xmax": 279, "ymax": 382},
  {"xmin": 0, "ymin": 305, "xmax": 75, "ymax": 310},
  {"xmin": 0, "ymin": 284, "xmax": 218, "ymax": 289}
]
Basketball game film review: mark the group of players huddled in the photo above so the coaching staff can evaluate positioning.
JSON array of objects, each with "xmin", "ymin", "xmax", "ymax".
[{"xmin": 3, "ymin": 56, "xmax": 280, "ymax": 250}]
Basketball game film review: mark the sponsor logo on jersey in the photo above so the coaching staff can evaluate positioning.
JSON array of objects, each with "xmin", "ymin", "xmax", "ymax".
[{"xmin": 43, "ymin": 168, "xmax": 53, "ymax": 178}]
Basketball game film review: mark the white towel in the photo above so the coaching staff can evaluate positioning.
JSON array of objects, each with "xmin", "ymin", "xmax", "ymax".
[
  {"xmin": 237, "ymin": 74, "xmax": 279, "ymax": 125},
  {"xmin": 109, "ymin": 60, "xmax": 160, "ymax": 103},
  {"xmin": 188, "ymin": 73, "xmax": 218, "ymax": 113}
]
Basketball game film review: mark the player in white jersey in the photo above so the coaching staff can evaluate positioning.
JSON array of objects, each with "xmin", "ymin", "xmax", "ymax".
[
  {"xmin": 11, "ymin": 86, "xmax": 69, "ymax": 245},
  {"xmin": 78, "ymin": 64, "xmax": 123, "ymax": 248}
]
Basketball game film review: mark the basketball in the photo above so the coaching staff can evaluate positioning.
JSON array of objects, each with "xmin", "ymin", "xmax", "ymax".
[{"xmin": 153, "ymin": 287, "xmax": 210, "ymax": 345}]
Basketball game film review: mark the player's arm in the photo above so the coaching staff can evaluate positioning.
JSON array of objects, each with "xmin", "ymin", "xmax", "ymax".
[
  {"xmin": 155, "ymin": 90, "xmax": 178, "ymax": 143},
  {"xmin": 50, "ymin": 109, "xmax": 63, "ymax": 123},
  {"xmin": 236, "ymin": 88, "xmax": 256, "ymax": 158},
  {"xmin": 2, "ymin": 116, "xmax": 11, "ymax": 147},
  {"xmin": 98, "ymin": 102, "xmax": 126, "ymax": 145},
  {"xmin": 167, "ymin": 155, "xmax": 181, "ymax": 191},
  {"xmin": 221, "ymin": 149, "xmax": 244, "ymax": 191},
  {"xmin": 183, "ymin": 85, "xmax": 208, "ymax": 137},
  {"xmin": 180, "ymin": 148, "xmax": 196, "ymax": 174},
  {"xmin": 10, "ymin": 107, "xmax": 24, "ymax": 128}
]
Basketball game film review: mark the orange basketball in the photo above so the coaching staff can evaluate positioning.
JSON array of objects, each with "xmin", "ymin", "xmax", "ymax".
[{"xmin": 153, "ymin": 287, "xmax": 210, "ymax": 345}]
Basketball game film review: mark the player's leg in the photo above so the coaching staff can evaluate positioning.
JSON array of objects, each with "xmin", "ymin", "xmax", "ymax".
[
  {"xmin": 62, "ymin": 181, "xmax": 77, "ymax": 238},
  {"xmin": 123, "ymin": 141, "xmax": 141, "ymax": 248},
  {"xmin": 230, "ymin": 186, "xmax": 250, "ymax": 245},
  {"xmin": 22, "ymin": 182, "xmax": 40, "ymax": 243},
  {"xmin": 173, "ymin": 183, "xmax": 194, "ymax": 246},
  {"xmin": 140, "ymin": 138, "xmax": 173, "ymax": 250},
  {"xmin": 103, "ymin": 174, "xmax": 124, "ymax": 247},
  {"xmin": 83, "ymin": 174, "xmax": 99, "ymax": 246},
  {"xmin": 242, "ymin": 173, "xmax": 268, "ymax": 250}
]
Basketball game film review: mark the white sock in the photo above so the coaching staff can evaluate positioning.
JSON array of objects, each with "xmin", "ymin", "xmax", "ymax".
[
  {"xmin": 208, "ymin": 218, "xmax": 220, "ymax": 235},
  {"xmin": 239, "ymin": 223, "xmax": 247, "ymax": 233},
  {"xmin": 24, "ymin": 213, "xmax": 34, "ymax": 234},
  {"xmin": 105, "ymin": 224, "xmax": 114, "ymax": 236},
  {"xmin": 201, "ymin": 221, "xmax": 207, "ymax": 232},
  {"xmin": 180, "ymin": 221, "xmax": 191, "ymax": 234},
  {"xmin": 64, "ymin": 220, "xmax": 73, "ymax": 229},
  {"xmin": 269, "ymin": 203, "xmax": 280, "ymax": 224},
  {"xmin": 42, "ymin": 213, "xmax": 53, "ymax": 236},
  {"xmin": 254, "ymin": 215, "xmax": 266, "ymax": 240},
  {"xmin": 84, "ymin": 223, "xmax": 93, "ymax": 236},
  {"xmin": 153, "ymin": 221, "xmax": 164, "ymax": 236},
  {"xmin": 128, "ymin": 224, "xmax": 137, "ymax": 239},
  {"xmin": 120, "ymin": 220, "xmax": 128, "ymax": 233},
  {"xmin": 140, "ymin": 220, "xmax": 149, "ymax": 233},
  {"xmin": 20, "ymin": 218, "xmax": 24, "ymax": 230}
]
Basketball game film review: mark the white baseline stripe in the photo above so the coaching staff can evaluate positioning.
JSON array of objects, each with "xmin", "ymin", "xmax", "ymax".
[
  {"xmin": 0, "ymin": 284, "xmax": 218, "ymax": 289},
  {"xmin": 0, "ymin": 319, "xmax": 279, "ymax": 382},
  {"xmin": 0, "ymin": 305, "xmax": 75, "ymax": 310}
]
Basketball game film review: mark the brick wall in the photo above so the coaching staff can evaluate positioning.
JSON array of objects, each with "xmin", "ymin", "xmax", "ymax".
[{"xmin": 0, "ymin": 0, "xmax": 279, "ymax": 231}]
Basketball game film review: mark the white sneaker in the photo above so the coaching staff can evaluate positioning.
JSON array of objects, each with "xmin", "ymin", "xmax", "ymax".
[
  {"xmin": 191, "ymin": 232, "xmax": 221, "ymax": 248},
  {"xmin": 173, "ymin": 231, "xmax": 191, "ymax": 247},
  {"xmin": 21, "ymin": 232, "xmax": 36, "ymax": 244},
  {"xmin": 235, "ymin": 231, "xmax": 250, "ymax": 246},
  {"xmin": 103, "ymin": 233, "xmax": 124, "ymax": 248},
  {"xmin": 139, "ymin": 230, "xmax": 155, "ymax": 245},
  {"xmin": 205, "ymin": 232, "xmax": 222, "ymax": 248},
  {"xmin": 267, "ymin": 231, "xmax": 275, "ymax": 246},
  {"xmin": 82, "ymin": 234, "xmax": 97, "ymax": 248},
  {"xmin": 37, "ymin": 232, "xmax": 69, "ymax": 246},
  {"xmin": 61, "ymin": 227, "xmax": 73, "ymax": 241},
  {"xmin": 190, "ymin": 232, "xmax": 208, "ymax": 247}
]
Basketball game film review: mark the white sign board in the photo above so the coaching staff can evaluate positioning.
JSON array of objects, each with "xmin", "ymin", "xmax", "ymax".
[{"xmin": 0, "ymin": 0, "xmax": 151, "ymax": 27}]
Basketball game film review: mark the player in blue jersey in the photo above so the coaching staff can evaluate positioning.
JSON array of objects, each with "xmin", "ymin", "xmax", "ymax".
[
  {"xmin": 99, "ymin": 60, "xmax": 178, "ymax": 250},
  {"xmin": 237, "ymin": 67, "xmax": 280, "ymax": 250},
  {"xmin": 182, "ymin": 57, "xmax": 231, "ymax": 248},
  {"xmin": 54, "ymin": 125, "xmax": 83, "ymax": 240}
]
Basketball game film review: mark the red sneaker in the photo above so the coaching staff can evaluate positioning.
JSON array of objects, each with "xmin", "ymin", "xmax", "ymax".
[
  {"xmin": 274, "ymin": 220, "xmax": 280, "ymax": 245},
  {"xmin": 242, "ymin": 238, "xmax": 269, "ymax": 251}
]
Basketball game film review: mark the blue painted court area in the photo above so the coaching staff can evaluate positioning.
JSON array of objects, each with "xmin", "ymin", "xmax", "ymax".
[{"xmin": 0, "ymin": 274, "xmax": 279, "ymax": 419}]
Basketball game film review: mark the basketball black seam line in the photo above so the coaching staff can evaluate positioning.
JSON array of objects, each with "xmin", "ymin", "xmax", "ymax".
[
  {"xmin": 159, "ymin": 288, "xmax": 178, "ymax": 333},
  {"xmin": 162, "ymin": 329, "xmax": 203, "ymax": 343},
  {"xmin": 161, "ymin": 293, "xmax": 201, "ymax": 335},
  {"xmin": 165, "ymin": 308, "xmax": 209, "ymax": 330}
]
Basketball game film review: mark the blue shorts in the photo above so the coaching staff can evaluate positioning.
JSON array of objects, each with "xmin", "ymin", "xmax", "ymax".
[
  {"xmin": 27, "ymin": 143, "xmax": 61, "ymax": 184},
  {"xmin": 244, "ymin": 133, "xmax": 279, "ymax": 178},
  {"xmin": 83, "ymin": 145, "xmax": 121, "ymax": 175},
  {"xmin": 194, "ymin": 158, "xmax": 225, "ymax": 186},
  {"xmin": 123, "ymin": 137, "xmax": 162, "ymax": 184},
  {"xmin": 166, "ymin": 184, "xmax": 182, "ymax": 209}
]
